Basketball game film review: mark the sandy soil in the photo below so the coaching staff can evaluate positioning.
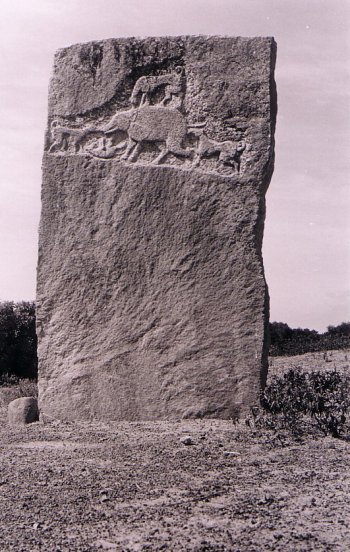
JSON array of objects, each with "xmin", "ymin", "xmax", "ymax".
[{"xmin": 0, "ymin": 350, "xmax": 349, "ymax": 551}]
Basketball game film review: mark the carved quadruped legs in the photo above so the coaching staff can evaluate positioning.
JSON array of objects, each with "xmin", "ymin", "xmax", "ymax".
[
  {"xmin": 192, "ymin": 153, "xmax": 200, "ymax": 168},
  {"xmin": 122, "ymin": 138, "xmax": 138, "ymax": 161},
  {"xmin": 48, "ymin": 140, "xmax": 62, "ymax": 154},
  {"xmin": 128, "ymin": 142, "xmax": 142, "ymax": 162},
  {"xmin": 48, "ymin": 128, "xmax": 84, "ymax": 154},
  {"xmin": 153, "ymin": 146, "xmax": 169, "ymax": 165},
  {"xmin": 139, "ymin": 95, "xmax": 150, "ymax": 107}
]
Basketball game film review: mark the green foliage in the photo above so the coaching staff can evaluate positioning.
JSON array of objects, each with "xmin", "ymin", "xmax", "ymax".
[
  {"xmin": 252, "ymin": 369, "xmax": 350, "ymax": 438},
  {"xmin": 269, "ymin": 321, "xmax": 350, "ymax": 356},
  {"xmin": 0, "ymin": 301, "xmax": 37, "ymax": 382}
]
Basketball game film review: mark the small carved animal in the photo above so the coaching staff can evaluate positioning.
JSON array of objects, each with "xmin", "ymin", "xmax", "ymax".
[
  {"xmin": 130, "ymin": 67, "xmax": 185, "ymax": 108},
  {"xmin": 48, "ymin": 121, "xmax": 86, "ymax": 153},
  {"xmin": 193, "ymin": 133, "xmax": 245, "ymax": 171}
]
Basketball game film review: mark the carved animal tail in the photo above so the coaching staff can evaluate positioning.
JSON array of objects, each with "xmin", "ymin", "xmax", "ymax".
[{"xmin": 188, "ymin": 121, "xmax": 206, "ymax": 129}]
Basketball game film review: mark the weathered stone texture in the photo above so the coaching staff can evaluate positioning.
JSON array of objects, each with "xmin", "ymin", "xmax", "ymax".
[
  {"xmin": 37, "ymin": 36, "xmax": 277, "ymax": 421},
  {"xmin": 8, "ymin": 397, "xmax": 39, "ymax": 425}
]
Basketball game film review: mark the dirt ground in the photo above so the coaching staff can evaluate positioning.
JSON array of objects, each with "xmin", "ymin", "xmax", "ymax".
[{"xmin": 0, "ymin": 350, "xmax": 349, "ymax": 552}]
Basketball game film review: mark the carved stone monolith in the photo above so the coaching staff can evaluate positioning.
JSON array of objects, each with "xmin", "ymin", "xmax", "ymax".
[{"xmin": 37, "ymin": 36, "xmax": 277, "ymax": 421}]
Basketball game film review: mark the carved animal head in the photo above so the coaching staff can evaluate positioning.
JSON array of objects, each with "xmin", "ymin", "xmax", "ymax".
[
  {"xmin": 50, "ymin": 120, "xmax": 61, "ymax": 134},
  {"xmin": 107, "ymin": 111, "xmax": 132, "ymax": 132}
]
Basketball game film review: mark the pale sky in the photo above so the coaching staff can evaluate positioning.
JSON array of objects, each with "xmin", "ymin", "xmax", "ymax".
[{"xmin": 0, "ymin": 0, "xmax": 349, "ymax": 331}]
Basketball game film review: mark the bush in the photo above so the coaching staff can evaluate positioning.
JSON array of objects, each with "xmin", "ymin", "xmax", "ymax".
[{"xmin": 251, "ymin": 369, "xmax": 350, "ymax": 438}]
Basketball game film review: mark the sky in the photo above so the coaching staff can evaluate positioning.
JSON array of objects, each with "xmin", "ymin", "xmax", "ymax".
[{"xmin": 0, "ymin": 0, "xmax": 349, "ymax": 332}]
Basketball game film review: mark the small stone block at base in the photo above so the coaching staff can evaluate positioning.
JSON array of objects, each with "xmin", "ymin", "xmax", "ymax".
[{"xmin": 8, "ymin": 397, "xmax": 39, "ymax": 425}]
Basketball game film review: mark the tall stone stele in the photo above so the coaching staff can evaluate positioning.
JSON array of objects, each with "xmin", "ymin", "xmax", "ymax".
[{"xmin": 37, "ymin": 36, "xmax": 277, "ymax": 422}]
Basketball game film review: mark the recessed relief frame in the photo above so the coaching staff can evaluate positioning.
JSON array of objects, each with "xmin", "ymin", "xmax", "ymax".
[{"xmin": 46, "ymin": 66, "xmax": 246, "ymax": 176}]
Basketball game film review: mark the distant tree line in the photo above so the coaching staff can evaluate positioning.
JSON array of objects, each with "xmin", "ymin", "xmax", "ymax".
[
  {"xmin": 0, "ymin": 301, "xmax": 349, "ymax": 382},
  {"xmin": 0, "ymin": 301, "xmax": 37, "ymax": 382},
  {"xmin": 269, "ymin": 321, "xmax": 350, "ymax": 356}
]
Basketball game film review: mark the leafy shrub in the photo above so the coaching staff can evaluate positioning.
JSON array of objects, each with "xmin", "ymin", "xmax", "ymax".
[{"xmin": 252, "ymin": 369, "xmax": 350, "ymax": 438}]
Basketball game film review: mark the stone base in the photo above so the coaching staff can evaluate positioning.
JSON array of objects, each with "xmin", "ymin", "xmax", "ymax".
[{"xmin": 37, "ymin": 156, "xmax": 269, "ymax": 422}]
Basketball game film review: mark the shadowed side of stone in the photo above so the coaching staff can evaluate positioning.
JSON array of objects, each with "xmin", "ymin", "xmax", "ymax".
[
  {"xmin": 8, "ymin": 397, "xmax": 39, "ymax": 425},
  {"xmin": 37, "ymin": 35, "xmax": 277, "ymax": 422}
]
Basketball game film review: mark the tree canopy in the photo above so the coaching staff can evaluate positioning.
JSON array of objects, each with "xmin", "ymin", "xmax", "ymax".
[
  {"xmin": 269, "ymin": 321, "xmax": 350, "ymax": 356},
  {"xmin": 0, "ymin": 301, "xmax": 37, "ymax": 381}
]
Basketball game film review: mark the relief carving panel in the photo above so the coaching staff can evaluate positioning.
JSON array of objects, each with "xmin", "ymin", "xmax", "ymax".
[{"xmin": 47, "ymin": 66, "xmax": 247, "ymax": 176}]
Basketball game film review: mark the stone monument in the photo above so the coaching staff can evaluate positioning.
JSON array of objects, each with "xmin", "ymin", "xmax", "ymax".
[{"xmin": 37, "ymin": 36, "xmax": 277, "ymax": 421}]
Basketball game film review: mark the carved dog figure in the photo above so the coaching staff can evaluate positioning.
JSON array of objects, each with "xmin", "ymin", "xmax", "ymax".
[
  {"xmin": 193, "ymin": 133, "xmax": 245, "ymax": 171},
  {"xmin": 48, "ymin": 121, "xmax": 86, "ymax": 153}
]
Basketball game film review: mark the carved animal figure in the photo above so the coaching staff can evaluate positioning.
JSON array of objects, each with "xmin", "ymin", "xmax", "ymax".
[
  {"xmin": 48, "ymin": 121, "xmax": 86, "ymax": 153},
  {"xmin": 92, "ymin": 105, "xmax": 198, "ymax": 163},
  {"xmin": 130, "ymin": 67, "xmax": 185, "ymax": 108},
  {"xmin": 193, "ymin": 133, "xmax": 246, "ymax": 171}
]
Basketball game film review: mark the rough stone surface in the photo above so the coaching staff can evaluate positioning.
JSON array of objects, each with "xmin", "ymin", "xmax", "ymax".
[
  {"xmin": 37, "ymin": 35, "xmax": 277, "ymax": 422},
  {"xmin": 7, "ymin": 397, "xmax": 39, "ymax": 425}
]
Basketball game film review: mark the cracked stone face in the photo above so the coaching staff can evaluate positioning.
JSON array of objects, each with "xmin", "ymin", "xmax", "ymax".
[{"xmin": 37, "ymin": 35, "xmax": 277, "ymax": 422}]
